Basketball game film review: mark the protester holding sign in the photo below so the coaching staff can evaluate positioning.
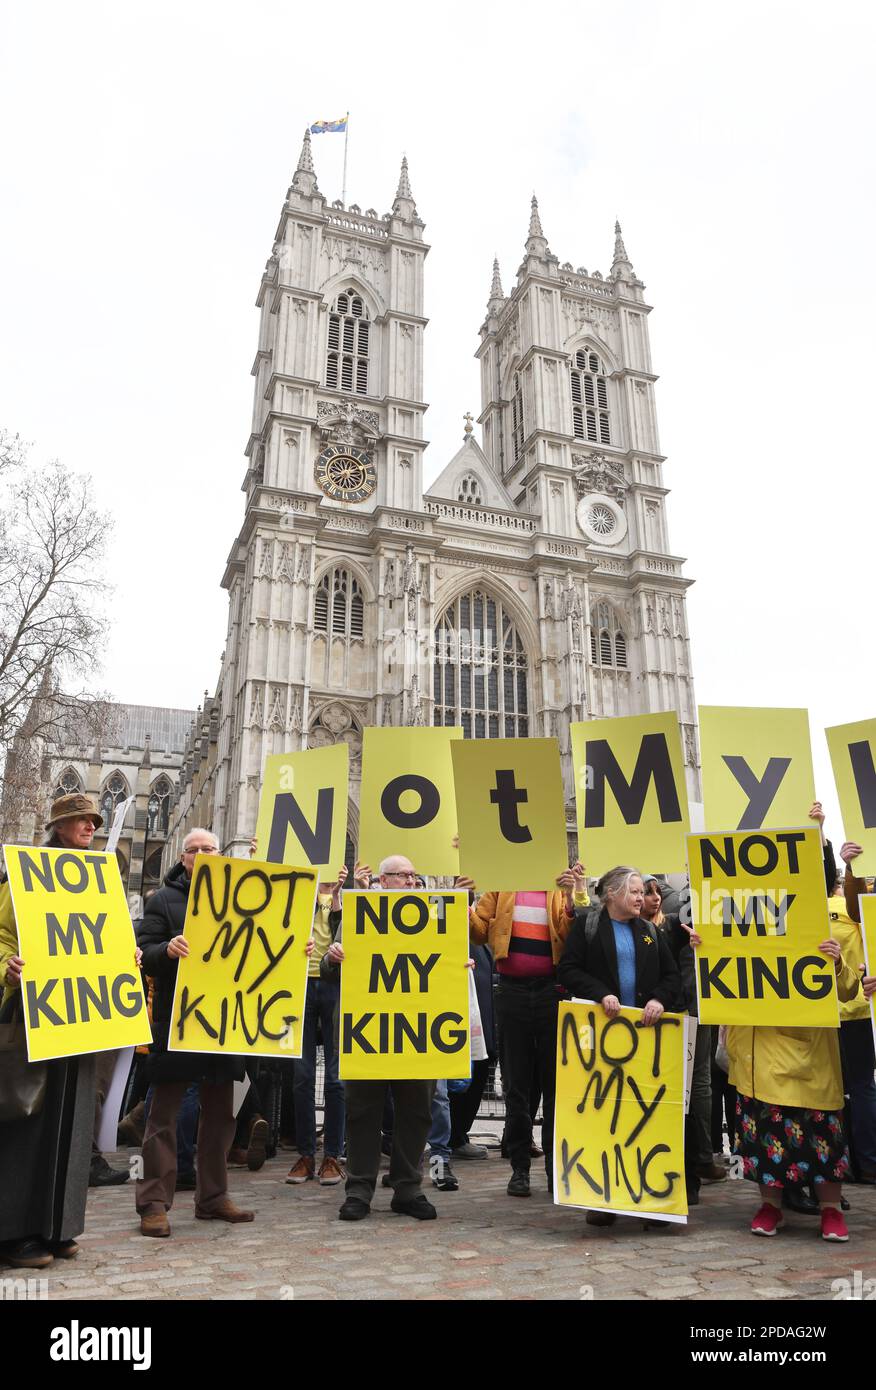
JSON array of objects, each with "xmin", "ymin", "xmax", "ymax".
[
  {"xmin": 557, "ymin": 865, "xmax": 683, "ymax": 1226},
  {"xmin": 325, "ymin": 856, "xmax": 468, "ymax": 1223},
  {"xmin": 0, "ymin": 794, "xmax": 122, "ymax": 1269},
  {"xmin": 285, "ymin": 867, "xmax": 347, "ymax": 1188},
  {"xmin": 470, "ymin": 863, "xmax": 589, "ymax": 1198},
  {"xmin": 134, "ymin": 828, "xmax": 254, "ymax": 1238},
  {"xmin": 724, "ymin": 929, "xmax": 861, "ymax": 1242},
  {"xmin": 828, "ymin": 853, "xmax": 876, "ymax": 1183}
]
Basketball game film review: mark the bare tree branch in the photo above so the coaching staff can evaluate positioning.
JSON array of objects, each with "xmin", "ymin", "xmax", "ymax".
[{"xmin": 0, "ymin": 433, "xmax": 113, "ymax": 837}]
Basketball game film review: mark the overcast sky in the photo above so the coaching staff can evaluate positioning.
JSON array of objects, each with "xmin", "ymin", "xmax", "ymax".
[{"xmin": 1, "ymin": 0, "xmax": 873, "ymax": 838}]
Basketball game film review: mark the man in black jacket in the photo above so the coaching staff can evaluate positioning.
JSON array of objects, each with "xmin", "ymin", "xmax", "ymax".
[{"xmin": 135, "ymin": 828, "xmax": 254, "ymax": 1238}]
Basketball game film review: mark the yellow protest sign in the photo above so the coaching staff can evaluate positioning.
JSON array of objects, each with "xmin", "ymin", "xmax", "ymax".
[
  {"xmin": 255, "ymin": 743, "xmax": 348, "ymax": 876},
  {"xmin": 358, "ymin": 726, "xmax": 462, "ymax": 876},
  {"xmin": 860, "ymin": 896, "xmax": 876, "ymax": 1051},
  {"xmin": 826, "ymin": 718, "xmax": 876, "ymax": 875},
  {"xmin": 168, "ymin": 854, "xmax": 317, "ymax": 1058},
  {"xmin": 699, "ymin": 706, "xmax": 815, "ymax": 832},
  {"xmin": 553, "ymin": 999, "xmax": 688, "ymax": 1223},
  {"xmin": 451, "ymin": 737, "xmax": 567, "ymax": 890},
  {"xmin": 688, "ymin": 827, "xmax": 839, "ymax": 1027},
  {"xmin": 3, "ymin": 846, "xmax": 149, "ymax": 1062},
  {"xmin": 339, "ymin": 890, "xmax": 470, "ymax": 1080},
  {"xmin": 571, "ymin": 712, "xmax": 690, "ymax": 873}
]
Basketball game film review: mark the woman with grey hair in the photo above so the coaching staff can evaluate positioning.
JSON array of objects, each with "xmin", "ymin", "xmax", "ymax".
[{"xmin": 557, "ymin": 865, "xmax": 683, "ymax": 1226}]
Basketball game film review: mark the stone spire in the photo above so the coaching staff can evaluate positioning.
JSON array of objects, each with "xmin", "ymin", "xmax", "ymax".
[
  {"xmin": 610, "ymin": 218, "xmax": 634, "ymax": 279},
  {"xmin": 291, "ymin": 128, "xmax": 318, "ymax": 196},
  {"xmin": 486, "ymin": 255, "xmax": 505, "ymax": 318},
  {"xmin": 392, "ymin": 154, "xmax": 417, "ymax": 219},
  {"xmin": 523, "ymin": 193, "xmax": 551, "ymax": 263}
]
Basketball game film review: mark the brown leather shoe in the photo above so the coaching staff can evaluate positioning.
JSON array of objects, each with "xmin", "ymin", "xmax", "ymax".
[
  {"xmin": 139, "ymin": 1211, "xmax": 171, "ymax": 1238},
  {"xmin": 318, "ymin": 1156, "xmax": 345, "ymax": 1186},
  {"xmin": 285, "ymin": 1155, "xmax": 315, "ymax": 1185},
  {"xmin": 195, "ymin": 1199, "xmax": 254, "ymax": 1223},
  {"xmin": 227, "ymin": 1147, "xmax": 249, "ymax": 1167}
]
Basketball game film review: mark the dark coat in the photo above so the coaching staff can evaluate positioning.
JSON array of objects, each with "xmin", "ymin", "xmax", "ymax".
[
  {"xmin": 656, "ymin": 910, "xmax": 697, "ymax": 1015},
  {"xmin": 136, "ymin": 861, "xmax": 244, "ymax": 1085},
  {"xmin": 557, "ymin": 906, "xmax": 683, "ymax": 1013}
]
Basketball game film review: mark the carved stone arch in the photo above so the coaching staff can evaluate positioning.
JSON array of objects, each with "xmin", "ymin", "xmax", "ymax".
[
  {"xmin": 318, "ymin": 271, "xmax": 386, "ymax": 322},
  {"xmin": 54, "ymin": 765, "xmax": 83, "ymax": 798},
  {"xmin": 433, "ymin": 567, "xmax": 541, "ymax": 658},
  {"xmin": 312, "ymin": 554, "xmax": 377, "ymax": 606},
  {"xmin": 499, "ymin": 351, "xmax": 525, "ymax": 403},
  {"xmin": 99, "ymin": 768, "xmax": 131, "ymax": 830},
  {"xmin": 564, "ymin": 330, "xmax": 619, "ymax": 373}
]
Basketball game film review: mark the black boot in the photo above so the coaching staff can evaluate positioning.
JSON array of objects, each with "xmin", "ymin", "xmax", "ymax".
[{"xmin": 782, "ymin": 1182, "xmax": 818, "ymax": 1215}]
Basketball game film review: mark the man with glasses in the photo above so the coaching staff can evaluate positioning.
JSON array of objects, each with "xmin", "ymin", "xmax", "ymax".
[
  {"xmin": 135, "ymin": 828, "xmax": 254, "ymax": 1238},
  {"xmin": 323, "ymin": 855, "xmax": 438, "ymax": 1222}
]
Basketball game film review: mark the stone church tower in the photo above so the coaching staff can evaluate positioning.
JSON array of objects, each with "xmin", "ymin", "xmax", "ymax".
[{"xmin": 200, "ymin": 132, "xmax": 698, "ymax": 860}]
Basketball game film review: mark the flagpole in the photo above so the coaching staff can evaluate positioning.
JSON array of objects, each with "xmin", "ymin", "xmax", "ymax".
[{"xmin": 341, "ymin": 112, "xmax": 350, "ymax": 206}]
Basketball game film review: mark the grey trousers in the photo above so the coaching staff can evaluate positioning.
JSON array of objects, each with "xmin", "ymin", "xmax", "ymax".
[{"xmin": 344, "ymin": 1079, "xmax": 436, "ymax": 1205}]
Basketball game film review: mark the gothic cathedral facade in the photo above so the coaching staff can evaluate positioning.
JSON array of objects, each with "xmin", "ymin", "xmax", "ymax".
[{"xmin": 195, "ymin": 132, "xmax": 699, "ymax": 861}]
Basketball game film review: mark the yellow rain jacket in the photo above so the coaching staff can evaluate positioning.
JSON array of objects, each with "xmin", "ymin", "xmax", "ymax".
[{"xmin": 727, "ymin": 949, "xmax": 860, "ymax": 1112}]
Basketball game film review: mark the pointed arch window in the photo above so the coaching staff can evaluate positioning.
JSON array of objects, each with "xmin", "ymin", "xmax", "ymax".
[
  {"xmin": 589, "ymin": 600, "xmax": 628, "ymax": 669},
  {"xmin": 99, "ymin": 771, "xmax": 129, "ymax": 830},
  {"xmin": 511, "ymin": 372, "xmax": 525, "ymax": 464},
  {"xmin": 54, "ymin": 767, "xmax": 82, "ymax": 799},
  {"xmin": 147, "ymin": 776, "xmax": 172, "ymax": 835},
  {"xmin": 433, "ymin": 587, "xmax": 530, "ymax": 737},
  {"xmin": 571, "ymin": 348, "xmax": 611, "ymax": 445},
  {"xmin": 314, "ymin": 567, "xmax": 365, "ymax": 638},
  {"xmin": 326, "ymin": 291, "xmax": 370, "ymax": 396}
]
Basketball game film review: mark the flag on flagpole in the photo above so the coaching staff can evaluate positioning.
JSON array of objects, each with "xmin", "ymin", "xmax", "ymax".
[{"xmin": 310, "ymin": 116, "xmax": 348, "ymax": 134}]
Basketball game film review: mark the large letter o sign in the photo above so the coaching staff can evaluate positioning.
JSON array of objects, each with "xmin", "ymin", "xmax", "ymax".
[{"xmin": 381, "ymin": 775, "xmax": 440, "ymax": 830}]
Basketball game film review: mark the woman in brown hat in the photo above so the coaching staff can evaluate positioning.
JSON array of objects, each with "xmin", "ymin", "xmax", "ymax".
[{"xmin": 0, "ymin": 793, "xmax": 119, "ymax": 1268}]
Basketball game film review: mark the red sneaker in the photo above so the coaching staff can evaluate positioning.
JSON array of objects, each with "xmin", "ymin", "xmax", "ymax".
[
  {"xmin": 750, "ymin": 1203, "xmax": 784, "ymax": 1236},
  {"xmin": 820, "ymin": 1206, "xmax": 849, "ymax": 1242}
]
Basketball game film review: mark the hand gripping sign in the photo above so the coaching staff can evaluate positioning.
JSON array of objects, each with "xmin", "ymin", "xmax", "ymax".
[
  {"xmin": 168, "ymin": 854, "xmax": 317, "ymax": 1058},
  {"xmin": 339, "ymin": 890, "xmax": 470, "ymax": 1081},
  {"xmin": 688, "ymin": 827, "xmax": 840, "ymax": 1027},
  {"xmin": 553, "ymin": 999, "xmax": 688, "ymax": 1223},
  {"xmin": 3, "ymin": 846, "xmax": 149, "ymax": 1062}
]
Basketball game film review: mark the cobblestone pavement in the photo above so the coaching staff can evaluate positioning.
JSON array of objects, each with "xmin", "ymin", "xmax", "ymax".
[{"xmin": 8, "ymin": 1140, "xmax": 876, "ymax": 1301}]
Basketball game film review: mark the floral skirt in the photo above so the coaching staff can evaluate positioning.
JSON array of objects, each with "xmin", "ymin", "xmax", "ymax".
[{"xmin": 733, "ymin": 1093, "xmax": 850, "ymax": 1188}]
